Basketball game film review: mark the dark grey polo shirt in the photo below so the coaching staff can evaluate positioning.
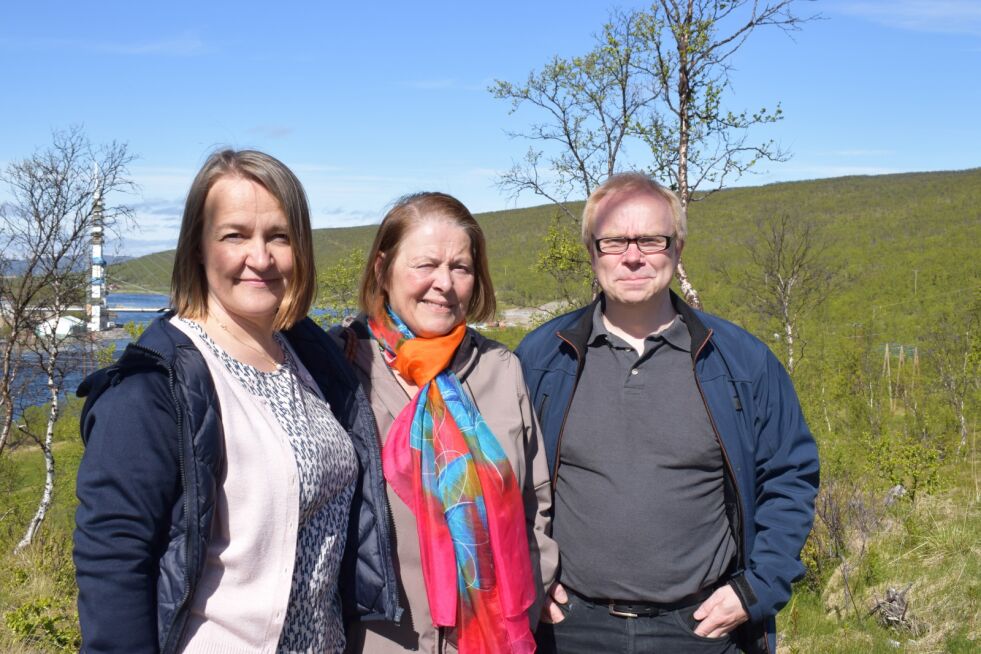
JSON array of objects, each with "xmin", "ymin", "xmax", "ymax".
[{"xmin": 551, "ymin": 303, "xmax": 737, "ymax": 602}]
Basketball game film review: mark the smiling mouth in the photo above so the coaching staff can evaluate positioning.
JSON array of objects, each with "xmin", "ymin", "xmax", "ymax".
[
  {"xmin": 421, "ymin": 299, "xmax": 454, "ymax": 312},
  {"xmin": 237, "ymin": 278, "xmax": 281, "ymax": 286}
]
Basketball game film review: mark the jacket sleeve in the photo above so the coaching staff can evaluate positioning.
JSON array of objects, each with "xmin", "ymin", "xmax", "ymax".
[
  {"xmin": 513, "ymin": 361, "xmax": 559, "ymax": 627},
  {"xmin": 735, "ymin": 348, "xmax": 819, "ymax": 623},
  {"xmin": 74, "ymin": 373, "xmax": 182, "ymax": 654}
]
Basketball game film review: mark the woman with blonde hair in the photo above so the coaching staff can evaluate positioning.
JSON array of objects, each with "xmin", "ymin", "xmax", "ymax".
[{"xmin": 74, "ymin": 149, "xmax": 397, "ymax": 653}]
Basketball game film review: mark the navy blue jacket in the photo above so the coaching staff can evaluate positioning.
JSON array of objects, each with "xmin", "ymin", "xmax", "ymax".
[
  {"xmin": 515, "ymin": 293, "xmax": 819, "ymax": 654},
  {"xmin": 73, "ymin": 315, "xmax": 399, "ymax": 653}
]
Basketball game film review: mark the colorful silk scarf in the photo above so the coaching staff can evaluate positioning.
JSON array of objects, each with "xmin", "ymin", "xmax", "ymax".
[{"xmin": 369, "ymin": 308, "xmax": 536, "ymax": 654}]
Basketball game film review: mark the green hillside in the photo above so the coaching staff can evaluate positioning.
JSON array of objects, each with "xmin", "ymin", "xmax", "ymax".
[
  {"xmin": 110, "ymin": 204, "xmax": 568, "ymax": 305},
  {"xmin": 111, "ymin": 169, "xmax": 980, "ymax": 331}
]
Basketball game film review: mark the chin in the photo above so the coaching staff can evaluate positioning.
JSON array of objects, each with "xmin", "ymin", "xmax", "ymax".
[
  {"xmin": 412, "ymin": 317, "xmax": 462, "ymax": 338},
  {"xmin": 227, "ymin": 303, "xmax": 281, "ymax": 322}
]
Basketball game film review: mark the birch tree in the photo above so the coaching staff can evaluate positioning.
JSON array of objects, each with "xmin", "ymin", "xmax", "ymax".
[
  {"xmin": 14, "ymin": 319, "xmax": 86, "ymax": 552},
  {"xmin": 491, "ymin": 9, "xmax": 656, "ymax": 222},
  {"xmin": 492, "ymin": 1, "xmax": 813, "ymax": 308},
  {"xmin": 740, "ymin": 212, "xmax": 833, "ymax": 374},
  {"xmin": 491, "ymin": 11, "xmax": 657, "ymax": 301},
  {"xmin": 633, "ymin": 0, "xmax": 812, "ymax": 307},
  {"xmin": 923, "ymin": 306, "xmax": 980, "ymax": 455},
  {"xmin": 0, "ymin": 126, "xmax": 134, "ymax": 457}
]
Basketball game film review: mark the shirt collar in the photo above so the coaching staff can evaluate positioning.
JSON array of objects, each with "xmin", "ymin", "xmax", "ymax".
[
  {"xmin": 588, "ymin": 297, "xmax": 691, "ymax": 353},
  {"xmin": 658, "ymin": 314, "xmax": 692, "ymax": 353}
]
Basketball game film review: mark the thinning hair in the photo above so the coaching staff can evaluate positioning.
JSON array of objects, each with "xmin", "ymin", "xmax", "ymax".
[
  {"xmin": 359, "ymin": 191, "xmax": 496, "ymax": 322},
  {"xmin": 581, "ymin": 172, "xmax": 687, "ymax": 251},
  {"xmin": 170, "ymin": 149, "xmax": 315, "ymax": 330}
]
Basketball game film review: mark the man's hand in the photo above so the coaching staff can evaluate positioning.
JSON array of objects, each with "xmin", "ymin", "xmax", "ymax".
[
  {"xmin": 540, "ymin": 582, "xmax": 569, "ymax": 624},
  {"xmin": 692, "ymin": 584, "xmax": 748, "ymax": 638}
]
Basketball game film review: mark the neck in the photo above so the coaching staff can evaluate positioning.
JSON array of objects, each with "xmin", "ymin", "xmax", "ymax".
[
  {"xmin": 602, "ymin": 292, "xmax": 677, "ymax": 342},
  {"xmin": 202, "ymin": 301, "xmax": 282, "ymax": 370},
  {"xmin": 207, "ymin": 297, "xmax": 276, "ymax": 344},
  {"xmin": 214, "ymin": 314, "xmax": 274, "ymax": 345}
]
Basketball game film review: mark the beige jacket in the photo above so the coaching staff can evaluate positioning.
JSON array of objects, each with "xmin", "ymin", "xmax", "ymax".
[{"xmin": 342, "ymin": 324, "xmax": 558, "ymax": 654}]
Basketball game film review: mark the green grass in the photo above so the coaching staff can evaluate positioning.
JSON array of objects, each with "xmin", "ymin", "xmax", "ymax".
[
  {"xmin": 780, "ymin": 464, "xmax": 980, "ymax": 653},
  {"xmin": 1, "ymin": 439, "xmax": 83, "ymax": 653}
]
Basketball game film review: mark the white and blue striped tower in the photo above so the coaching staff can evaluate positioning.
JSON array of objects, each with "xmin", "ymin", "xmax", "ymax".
[{"xmin": 88, "ymin": 182, "xmax": 109, "ymax": 332}]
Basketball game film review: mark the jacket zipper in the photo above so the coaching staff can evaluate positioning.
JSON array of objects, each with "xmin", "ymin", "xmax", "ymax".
[
  {"xmin": 127, "ymin": 343, "xmax": 192, "ymax": 654},
  {"xmin": 359, "ymin": 385, "xmax": 403, "ymax": 624},
  {"xmin": 691, "ymin": 332, "xmax": 768, "ymax": 654},
  {"xmin": 550, "ymin": 332, "xmax": 585, "ymax": 488},
  {"xmin": 345, "ymin": 328, "xmax": 404, "ymax": 624}
]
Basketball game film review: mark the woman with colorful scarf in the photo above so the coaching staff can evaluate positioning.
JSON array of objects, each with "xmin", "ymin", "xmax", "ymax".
[{"xmin": 333, "ymin": 192, "xmax": 558, "ymax": 654}]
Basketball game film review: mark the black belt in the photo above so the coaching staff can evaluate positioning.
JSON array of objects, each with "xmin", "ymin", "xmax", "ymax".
[{"xmin": 567, "ymin": 583, "xmax": 721, "ymax": 619}]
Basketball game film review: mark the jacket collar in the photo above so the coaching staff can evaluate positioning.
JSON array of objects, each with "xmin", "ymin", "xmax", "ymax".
[
  {"xmin": 669, "ymin": 292, "xmax": 711, "ymax": 361},
  {"xmin": 555, "ymin": 297, "xmax": 602, "ymax": 359},
  {"xmin": 558, "ymin": 291, "xmax": 711, "ymax": 363}
]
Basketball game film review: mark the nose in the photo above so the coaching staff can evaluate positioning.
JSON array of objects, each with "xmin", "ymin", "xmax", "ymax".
[
  {"xmin": 431, "ymin": 265, "xmax": 452, "ymax": 291},
  {"xmin": 622, "ymin": 240, "xmax": 644, "ymax": 263},
  {"xmin": 246, "ymin": 237, "xmax": 272, "ymax": 269}
]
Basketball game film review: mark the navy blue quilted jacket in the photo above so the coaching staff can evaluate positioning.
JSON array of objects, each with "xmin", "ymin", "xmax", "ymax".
[
  {"xmin": 514, "ymin": 293, "xmax": 819, "ymax": 654},
  {"xmin": 73, "ymin": 315, "xmax": 400, "ymax": 653}
]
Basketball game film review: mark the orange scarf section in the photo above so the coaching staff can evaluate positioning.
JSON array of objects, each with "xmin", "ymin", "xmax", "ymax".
[{"xmin": 388, "ymin": 323, "xmax": 466, "ymax": 386}]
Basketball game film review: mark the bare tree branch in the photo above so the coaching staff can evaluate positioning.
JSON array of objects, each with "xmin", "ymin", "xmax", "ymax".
[
  {"xmin": 0, "ymin": 125, "xmax": 135, "ymax": 456},
  {"xmin": 492, "ymin": 2, "xmax": 815, "ymax": 310},
  {"xmin": 739, "ymin": 212, "xmax": 835, "ymax": 373}
]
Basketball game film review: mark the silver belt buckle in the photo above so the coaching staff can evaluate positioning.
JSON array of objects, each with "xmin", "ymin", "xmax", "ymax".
[{"xmin": 608, "ymin": 602, "xmax": 638, "ymax": 618}]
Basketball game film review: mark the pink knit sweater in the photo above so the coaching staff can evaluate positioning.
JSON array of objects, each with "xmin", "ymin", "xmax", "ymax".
[{"xmin": 172, "ymin": 319, "xmax": 300, "ymax": 653}]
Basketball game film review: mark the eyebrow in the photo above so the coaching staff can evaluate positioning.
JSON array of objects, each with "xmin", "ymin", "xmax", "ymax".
[{"xmin": 211, "ymin": 220, "xmax": 289, "ymax": 232}]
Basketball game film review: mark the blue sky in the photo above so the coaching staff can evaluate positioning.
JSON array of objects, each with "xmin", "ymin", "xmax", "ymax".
[{"xmin": 2, "ymin": 0, "xmax": 980, "ymax": 256}]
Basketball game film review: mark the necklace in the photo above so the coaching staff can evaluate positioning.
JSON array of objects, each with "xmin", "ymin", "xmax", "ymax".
[{"xmin": 211, "ymin": 316, "xmax": 283, "ymax": 369}]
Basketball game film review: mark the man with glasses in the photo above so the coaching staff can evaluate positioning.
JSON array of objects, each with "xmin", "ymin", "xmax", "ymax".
[{"xmin": 516, "ymin": 173, "xmax": 818, "ymax": 654}]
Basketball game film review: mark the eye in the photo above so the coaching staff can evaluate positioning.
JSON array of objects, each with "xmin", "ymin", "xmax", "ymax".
[
  {"xmin": 271, "ymin": 232, "xmax": 290, "ymax": 243},
  {"xmin": 638, "ymin": 236, "xmax": 667, "ymax": 247},
  {"xmin": 452, "ymin": 263, "xmax": 473, "ymax": 274},
  {"xmin": 220, "ymin": 231, "xmax": 244, "ymax": 241}
]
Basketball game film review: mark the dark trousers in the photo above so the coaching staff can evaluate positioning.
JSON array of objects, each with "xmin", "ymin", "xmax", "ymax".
[{"xmin": 535, "ymin": 591, "xmax": 740, "ymax": 654}]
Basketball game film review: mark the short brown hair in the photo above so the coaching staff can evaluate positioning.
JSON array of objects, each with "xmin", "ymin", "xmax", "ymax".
[
  {"xmin": 170, "ymin": 149, "xmax": 316, "ymax": 331},
  {"xmin": 359, "ymin": 192, "xmax": 496, "ymax": 323},
  {"xmin": 581, "ymin": 172, "xmax": 686, "ymax": 251}
]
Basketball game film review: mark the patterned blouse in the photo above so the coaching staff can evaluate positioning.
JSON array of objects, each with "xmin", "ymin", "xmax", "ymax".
[{"xmin": 181, "ymin": 319, "xmax": 357, "ymax": 653}]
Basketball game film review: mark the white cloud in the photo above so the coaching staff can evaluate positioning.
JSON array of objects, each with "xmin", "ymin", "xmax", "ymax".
[
  {"xmin": 127, "ymin": 167, "xmax": 195, "ymax": 206},
  {"xmin": 110, "ymin": 235, "xmax": 178, "ymax": 258},
  {"xmin": 316, "ymin": 207, "xmax": 380, "ymax": 229},
  {"xmin": 834, "ymin": 1, "xmax": 981, "ymax": 36},
  {"xmin": 132, "ymin": 198, "xmax": 184, "ymax": 219},
  {"xmin": 0, "ymin": 32, "xmax": 211, "ymax": 56}
]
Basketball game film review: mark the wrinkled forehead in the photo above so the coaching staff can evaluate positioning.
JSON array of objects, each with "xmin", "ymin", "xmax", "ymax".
[
  {"xmin": 401, "ymin": 214, "xmax": 474, "ymax": 247},
  {"xmin": 592, "ymin": 187, "xmax": 674, "ymax": 235}
]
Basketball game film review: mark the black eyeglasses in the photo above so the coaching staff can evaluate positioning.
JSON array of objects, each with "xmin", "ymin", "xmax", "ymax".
[{"xmin": 594, "ymin": 235, "xmax": 673, "ymax": 255}]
